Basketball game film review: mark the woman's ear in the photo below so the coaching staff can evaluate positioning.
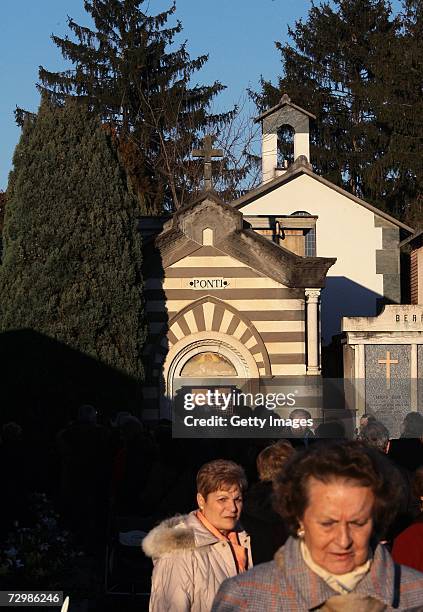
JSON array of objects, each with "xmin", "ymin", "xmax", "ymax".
[
  {"xmin": 197, "ymin": 492, "xmax": 205, "ymax": 511},
  {"xmin": 297, "ymin": 521, "xmax": 305, "ymax": 538}
]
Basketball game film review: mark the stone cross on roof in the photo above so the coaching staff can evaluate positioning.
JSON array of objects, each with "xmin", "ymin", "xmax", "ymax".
[{"xmin": 192, "ymin": 135, "xmax": 223, "ymax": 191}]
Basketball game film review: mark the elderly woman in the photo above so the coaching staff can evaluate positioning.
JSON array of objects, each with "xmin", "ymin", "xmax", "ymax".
[
  {"xmin": 142, "ymin": 459, "xmax": 252, "ymax": 611},
  {"xmin": 212, "ymin": 442, "xmax": 423, "ymax": 611}
]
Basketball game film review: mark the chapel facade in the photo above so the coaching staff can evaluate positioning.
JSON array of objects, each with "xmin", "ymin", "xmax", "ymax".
[{"xmin": 141, "ymin": 192, "xmax": 334, "ymax": 420}]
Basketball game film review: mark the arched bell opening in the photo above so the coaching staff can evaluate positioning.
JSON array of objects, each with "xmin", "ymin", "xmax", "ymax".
[{"xmin": 277, "ymin": 124, "xmax": 295, "ymax": 168}]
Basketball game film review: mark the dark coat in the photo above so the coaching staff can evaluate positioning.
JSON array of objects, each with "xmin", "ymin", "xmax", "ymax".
[
  {"xmin": 388, "ymin": 439, "xmax": 423, "ymax": 472},
  {"xmin": 241, "ymin": 481, "xmax": 288, "ymax": 565}
]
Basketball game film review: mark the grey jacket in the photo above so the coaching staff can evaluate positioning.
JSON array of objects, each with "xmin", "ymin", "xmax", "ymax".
[
  {"xmin": 212, "ymin": 536, "xmax": 423, "ymax": 611},
  {"xmin": 142, "ymin": 511, "xmax": 252, "ymax": 612}
]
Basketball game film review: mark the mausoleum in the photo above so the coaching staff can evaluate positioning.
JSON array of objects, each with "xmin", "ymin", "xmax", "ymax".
[
  {"xmin": 343, "ymin": 304, "xmax": 423, "ymax": 436},
  {"xmin": 141, "ymin": 190, "xmax": 334, "ymax": 419}
]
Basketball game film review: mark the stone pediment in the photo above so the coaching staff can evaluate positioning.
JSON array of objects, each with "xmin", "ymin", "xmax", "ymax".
[
  {"xmin": 173, "ymin": 190, "xmax": 243, "ymax": 244},
  {"xmin": 147, "ymin": 190, "xmax": 335, "ymax": 288}
]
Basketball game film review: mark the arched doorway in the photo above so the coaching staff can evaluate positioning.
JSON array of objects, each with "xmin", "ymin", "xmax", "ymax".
[{"xmin": 161, "ymin": 334, "xmax": 260, "ymax": 419}]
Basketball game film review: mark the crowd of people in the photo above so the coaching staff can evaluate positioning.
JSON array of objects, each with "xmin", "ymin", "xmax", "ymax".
[
  {"xmin": 140, "ymin": 412, "xmax": 423, "ymax": 611},
  {"xmin": 211, "ymin": 444, "xmax": 423, "ymax": 611},
  {"xmin": 0, "ymin": 407, "xmax": 422, "ymax": 610}
]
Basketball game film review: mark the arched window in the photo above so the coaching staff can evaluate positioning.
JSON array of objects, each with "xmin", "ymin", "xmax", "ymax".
[
  {"xmin": 180, "ymin": 352, "xmax": 237, "ymax": 377},
  {"xmin": 277, "ymin": 125, "xmax": 295, "ymax": 168},
  {"xmin": 291, "ymin": 211, "xmax": 316, "ymax": 257}
]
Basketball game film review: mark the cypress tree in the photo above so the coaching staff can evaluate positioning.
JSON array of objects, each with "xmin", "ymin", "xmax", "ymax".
[
  {"xmin": 252, "ymin": 0, "xmax": 399, "ymax": 208},
  {"xmin": 37, "ymin": 0, "xmax": 235, "ymax": 211},
  {"xmin": 0, "ymin": 96, "xmax": 145, "ymax": 385}
]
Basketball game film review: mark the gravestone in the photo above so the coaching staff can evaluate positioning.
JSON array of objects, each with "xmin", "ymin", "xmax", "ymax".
[
  {"xmin": 342, "ymin": 305, "xmax": 423, "ymax": 438},
  {"xmin": 365, "ymin": 345, "xmax": 410, "ymax": 436}
]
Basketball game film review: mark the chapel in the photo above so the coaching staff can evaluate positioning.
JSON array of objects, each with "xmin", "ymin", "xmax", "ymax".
[
  {"xmin": 140, "ymin": 95, "xmax": 415, "ymax": 423},
  {"xmin": 234, "ymin": 95, "xmax": 414, "ymax": 345}
]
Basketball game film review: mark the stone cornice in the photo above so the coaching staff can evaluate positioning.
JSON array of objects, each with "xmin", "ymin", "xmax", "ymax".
[{"xmin": 146, "ymin": 191, "xmax": 336, "ymax": 288}]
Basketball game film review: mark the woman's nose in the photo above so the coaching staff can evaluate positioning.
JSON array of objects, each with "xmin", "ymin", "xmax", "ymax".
[{"xmin": 336, "ymin": 523, "xmax": 353, "ymax": 548}]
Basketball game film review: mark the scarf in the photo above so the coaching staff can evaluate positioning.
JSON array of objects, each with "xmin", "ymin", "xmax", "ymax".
[
  {"xmin": 196, "ymin": 511, "xmax": 247, "ymax": 573},
  {"xmin": 300, "ymin": 540, "xmax": 371, "ymax": 594}
]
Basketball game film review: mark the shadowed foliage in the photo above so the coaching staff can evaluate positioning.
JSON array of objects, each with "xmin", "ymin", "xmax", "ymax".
[{"xmin": 0, "ymin": 96, "xmax": 145, "ymax": 417}]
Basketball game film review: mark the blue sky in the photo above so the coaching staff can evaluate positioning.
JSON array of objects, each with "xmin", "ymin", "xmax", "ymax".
[{"xmin": 0, "ymin": 0, "xmax": 402, "ymax": 190}]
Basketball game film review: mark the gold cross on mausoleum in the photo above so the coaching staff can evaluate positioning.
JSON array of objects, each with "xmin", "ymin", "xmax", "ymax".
[
  {"xmin": 192, "ymin": 135, "xmax": 223, "ymax": 191},
  {"xmin": 378, "ymin": 350, "xmax": 399, "ymax": 390}
]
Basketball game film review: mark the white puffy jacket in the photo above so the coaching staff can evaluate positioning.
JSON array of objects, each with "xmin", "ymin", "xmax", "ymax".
[{"xmin": 142, "ymin": 511, "xmax": 252, "ymax": 612}]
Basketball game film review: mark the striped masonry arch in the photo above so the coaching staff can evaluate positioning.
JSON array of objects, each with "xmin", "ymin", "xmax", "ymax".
[{"xmin": 146, "ymin": 295, "xmax": 271, "ymax": 378}]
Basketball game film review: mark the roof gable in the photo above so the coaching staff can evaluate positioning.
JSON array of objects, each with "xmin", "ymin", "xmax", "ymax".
[
  {"xmin": 255, "ymin": 94, "xmax": 316, "ymax": 123},
  {"xmin": 233, "ymin": 159, "xmax": 414, "ymax": 233}
]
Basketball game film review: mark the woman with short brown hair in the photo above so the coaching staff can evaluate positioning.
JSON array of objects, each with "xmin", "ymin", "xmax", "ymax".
[
  {"xmin": 143, "ymin": 459, "xmax": 251, "ymax": 611},
  {"xmin": 213, "ymin": 442, "xmax": 423, "ymax": 611},
  {"xmin": 256, "ymin": 440, "xmax": 294, "ymax": 482}
]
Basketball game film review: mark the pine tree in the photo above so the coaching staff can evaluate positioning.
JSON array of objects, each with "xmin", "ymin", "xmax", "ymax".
[
  {"xmin": 37, "ymin": 0, "xmax": 236, "ymax": 212},
  {"xmin": 0, "ymin": 191, "xmax": 6, "ymax": 262},
  {"xmin": 0, "ymin": 191, "xmax": 6, "ymax": 233},
  {"xmin": 252, "ymin": 0, "xmax": 399, "ymax": 208},
  {"xmin": 367, "ymin": 0, "xmax": 423, "ymax": 224},
  {"xmin": 0, "ymin": 96, "xmax": 145, "ymax": 385}
]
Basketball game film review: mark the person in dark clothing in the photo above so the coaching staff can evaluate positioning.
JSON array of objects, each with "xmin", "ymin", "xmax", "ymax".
[
  {"xmin": 56, "ymin": 404, "xmax": 110, "ymax": 544},
  {"xmin": 0, "ymin": 422, "xmax": 30, "ymax": 536},
  {"xmin": 287, "ymin": 409, "xmax": 315, "ymax": 448},
  {"xmin": 110, "ymin": 415, "xmax": 155, "ymax": 514},
  {"xmin": 401, "ymin": 412, "xmax": 423, "ymax": 439},
  {"xmin": 360, "ymin": 420, "xmax": 419, "ymax": 540},
  {"xmin": 138, "ymin": 426, "xmax": 208, "ymax": 520},
  {"xmin": 356, "ymin": 413, "xmax": 376, "ymax": 439},
  {"xmin": 241, "ymin": 440, "xmax": 295, "ymax": 564},
  {"xmin": 314, "ymin": 420, "xmax": 346, "ymax": 440},
  {"xmin": 388, "ymin": 412, "xmax": 423, "ymax": 472}
]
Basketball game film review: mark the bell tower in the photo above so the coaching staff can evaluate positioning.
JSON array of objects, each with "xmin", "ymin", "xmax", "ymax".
[{"xmin": 255, "ymin": 94, "xmax": 316, "ymax": 184}]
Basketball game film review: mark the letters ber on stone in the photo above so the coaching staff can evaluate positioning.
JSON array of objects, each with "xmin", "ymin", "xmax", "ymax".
[{"xmin": 192, "ymin": 135, "xmax": 223, "ymax": 191}]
